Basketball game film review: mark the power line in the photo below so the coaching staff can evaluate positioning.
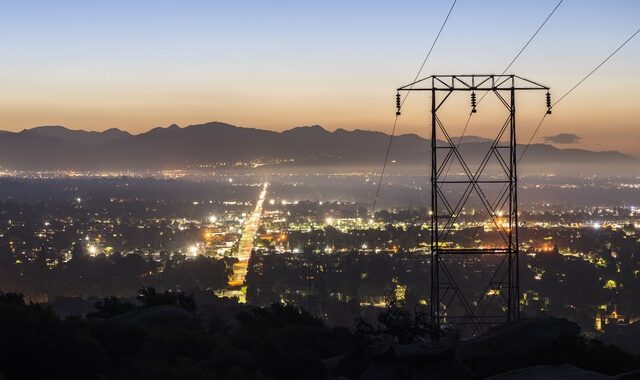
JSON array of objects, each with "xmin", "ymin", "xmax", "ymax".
[
  {"xmin": 442, "ymin": 0, "xmax": 564, "ymax": 180},
  {"xmin": 502, "ymin": 0, "xmax": 565, "ymax": 79},
  {"xmin": 408, "ymin": 0, "xmax": 458, "ymax": 105},
  {"xmin": 459, "ymin": 0, "xmax": 564, "ymax": 142},
  {"xmin": 519, "ymin": 27, "xmax": 640, "ymax": 163},
  {"xmin": 370, "ymin": 0, "xmax": 457, "ymax": 216},
  {"xmin": 518, "ymin": 113, "xmax": 547, "ymax": 163},
  {"xmin": 552, "ymin": 28, "xmax": 640, "ymax": 107},
  {"xmin": 371, "ymin": 114, "xmax": 400, "ymax": 215}
]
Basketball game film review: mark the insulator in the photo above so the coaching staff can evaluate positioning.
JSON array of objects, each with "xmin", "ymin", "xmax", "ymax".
[
  {"xmin": 546, "ymin": 91, "xmax": 552, "ymax": 114},
  {"xmin": 396, "ymin": 92, "xmax": 402, "ymax": 116},
  {"xmin": 471, "ymin": 91, "xmax": 477, "ymax": 113}
]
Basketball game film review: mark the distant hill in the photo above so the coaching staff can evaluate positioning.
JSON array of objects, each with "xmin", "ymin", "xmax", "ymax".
[
  {"xmin": 0, "ymin": 122, "xmax": 634, "ymax": 170},
  {"xmin": 25, "ymin": 126, "xmax": 131, "ymax": 146}
]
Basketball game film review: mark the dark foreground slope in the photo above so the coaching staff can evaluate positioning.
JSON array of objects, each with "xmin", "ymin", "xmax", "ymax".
[{"xmin": 1, "ymin": 290, "xmax": 639, "ymax": 380}]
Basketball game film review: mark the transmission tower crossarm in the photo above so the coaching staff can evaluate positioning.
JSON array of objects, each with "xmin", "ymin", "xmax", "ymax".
[{"xmin": 398, "ymin": 74, "xmax": 549, "ymax": 92}]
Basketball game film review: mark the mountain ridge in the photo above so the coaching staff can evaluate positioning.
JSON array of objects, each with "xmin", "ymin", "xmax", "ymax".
[{"xmin": 0, "ymin": 122, "xmax": 634, "ymax": 170}]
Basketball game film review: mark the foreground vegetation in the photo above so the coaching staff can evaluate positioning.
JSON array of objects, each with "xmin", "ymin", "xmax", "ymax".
[{"xmin": 0, "ymin": 289, "xmax": 639, "ymax": 379}]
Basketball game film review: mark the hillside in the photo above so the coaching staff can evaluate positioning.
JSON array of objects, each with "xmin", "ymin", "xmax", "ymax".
[{"xmin": 0, "ymin": 122, "xmax": 634, "ymax": 170}]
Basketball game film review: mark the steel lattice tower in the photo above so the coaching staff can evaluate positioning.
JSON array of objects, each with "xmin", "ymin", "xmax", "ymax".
[{"xmin": 397, "ymin": 75, "xmax": 550, "ymax": 337}]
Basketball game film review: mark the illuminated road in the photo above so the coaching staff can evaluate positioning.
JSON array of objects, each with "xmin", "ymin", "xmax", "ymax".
[{"xmin": 227, "ymin": 182, "xmax": 268, "ymax": 290}]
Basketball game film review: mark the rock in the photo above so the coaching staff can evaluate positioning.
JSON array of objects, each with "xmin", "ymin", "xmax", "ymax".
[
  {"xmin": 457, "ymin": 317, "xmax": 581, "ymax": 377},
  {"xmin": 487, "ymin": 364, "xmax": 612, "ymax": 380},
  {"xmin": 615, "ymin": 370, "xmax": 640, "ymax": 379},
  {"xmin": 366, "ymin": 337, "xmax": 394, "ymax": 358},
  {"xmin": 393, "ymin": 342, "xmax": 473, "ymax": 379},
  {"xmin": 409, "ymin": 356, "xmax": 475, "ymax": 380},
  {"xmin": 343, "ymin": 340, "xmax": 473, "ymax": 380},
  {"xmin": 391, "ymin": 342, "xmax": 451, "ymax": 360},
  {"xmin": 357, "ymin": 355, "xmax": 473, "ymax": 380},
  {"xmin": 322, "ymin": 355, "xmax": 345, "ymax": 376},
  {"xmin": 335, "ymin": 351, "xmax": 373, "ymax": 379},
  {"xmin": 359, "ymin": 362, "xmax": 401, "ymax": 380}
]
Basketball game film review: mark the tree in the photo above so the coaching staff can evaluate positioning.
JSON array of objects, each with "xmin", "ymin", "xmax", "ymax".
[
  {"xmin": 90, "ymin": 296, "xmax": 135, "ymax": 318},
  {"xmin": 137, "ymin": 287, "xmax": 197, "ymax": 313},
  {"xmin": 70, "ymin": 241, "xmax": 87, "ymax": 261}
]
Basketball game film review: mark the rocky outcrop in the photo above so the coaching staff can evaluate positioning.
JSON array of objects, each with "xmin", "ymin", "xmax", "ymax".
[
  {"xmin": 326, "ymin": 317, "xmax": 639, "ymax": 379},
  {"xmin": 327, "ymin": 337, "xmax": 473, "ymax": 380},
  {"xmin": 457, "ymin": 317, "xmax": 581, "ymax": 377},
  {"xmin": 487, "ymin": 364, "xmax": 612, "ymax": 380}
]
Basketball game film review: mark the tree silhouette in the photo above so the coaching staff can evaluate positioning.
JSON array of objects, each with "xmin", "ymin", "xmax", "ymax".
[{"xmin": 137, "ymin": 287, "xmax": 197, "ymax": 313}]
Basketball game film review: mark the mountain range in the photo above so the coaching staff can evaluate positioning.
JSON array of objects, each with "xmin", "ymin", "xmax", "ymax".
[{"xmin": 0, "ymin": 122, "xmax": 634, "ymax": 170}]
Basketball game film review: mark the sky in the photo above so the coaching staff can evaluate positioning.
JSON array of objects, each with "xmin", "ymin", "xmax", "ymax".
[{"xmin": 0, "ymin": 0, "xmax": 638, "ymax": 154}]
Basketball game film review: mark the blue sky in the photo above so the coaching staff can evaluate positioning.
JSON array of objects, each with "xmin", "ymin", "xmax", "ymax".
[{"xmin": 0, "ymin": 0, "xmax": 638, "ymax": 153}]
